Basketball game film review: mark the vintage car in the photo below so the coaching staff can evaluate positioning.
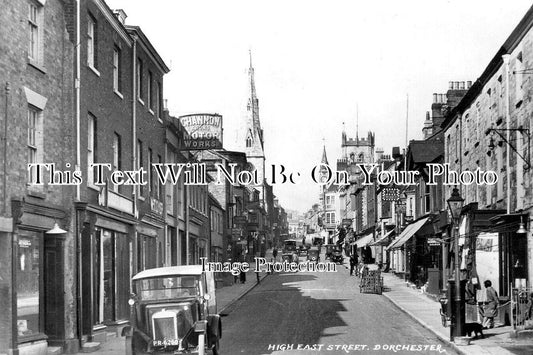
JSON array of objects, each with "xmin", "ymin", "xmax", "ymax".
[
  {"xmin": 123, "ymin": 265, "xmax": 221, "ymax": 355},
  {"xmin": 330, "ymin": 245, "xmax": 344, "ymax": 264},
  {"xmin": 307, "ymin": 247, "xmax": 320, "ymax": 263},
  {"xmin": 281, "ymin": 251, "xmax": 299, "ymax": 264},
  {"xmin": 324, "ymin": 244, "xmax": 335, "ymax": 260}
]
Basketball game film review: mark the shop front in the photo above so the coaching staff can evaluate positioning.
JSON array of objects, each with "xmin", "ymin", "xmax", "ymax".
[
  {"xmin": 8, "ymin": 198, "xmax": 76, "ymax": 354},
  {"xmin": 80, "ymin": 206, "xmax": 136, "ymax": 343}
]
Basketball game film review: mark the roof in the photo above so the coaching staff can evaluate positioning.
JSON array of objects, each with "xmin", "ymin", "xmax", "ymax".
[
  {"xmin": 387, "ymin": 217, "xmax": 430, "ymax": 250},
  {"xmin": 132, "ymin": 266, "xmax": 203, "ymax": 280},
  {"xmin": 126, "ymin": 26, "xmax": 170, "ymax": 74},
  {"xmin": 407, "ymin": 140, "xmax": 443, "ymax": 165}
]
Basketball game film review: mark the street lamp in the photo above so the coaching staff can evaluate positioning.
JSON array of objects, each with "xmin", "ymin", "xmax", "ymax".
[{"xmin": 447, "ymin": 187, "xmax": 464, "ymax": 341}]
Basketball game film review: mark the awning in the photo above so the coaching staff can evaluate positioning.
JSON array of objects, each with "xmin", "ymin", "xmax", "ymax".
[
  {"xmin": 354, "ymin": 233, "xmax": 374, "ymax": 248},
  {"xmin": 386, "ymin": 217, "xmax": 430, "ymax": 250},
  {"xmin": 370, "ymin": 230, "xmax": 395, "ymax": 246}
]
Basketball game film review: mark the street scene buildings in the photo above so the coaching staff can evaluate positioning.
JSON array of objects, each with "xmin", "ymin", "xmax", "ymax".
[{"xmin": 2, "ymin": 1, "xmax": 533, "ymax": 355}]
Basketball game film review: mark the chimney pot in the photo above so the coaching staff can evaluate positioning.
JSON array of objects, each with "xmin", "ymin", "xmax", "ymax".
[
  {"xmin": 449, "ymin": 81, "xmax": 454, "ymax": 89},
  {"xmin": 433, "ymin": 93, "xmax": 438, "ymax": 103},
  {"xmin": 467, "ymin": 81, "xmax": 472, "ymax": 88},
  {"xmin": 459, "ymin": 81, "xmax": 465, "ymax": 90}
]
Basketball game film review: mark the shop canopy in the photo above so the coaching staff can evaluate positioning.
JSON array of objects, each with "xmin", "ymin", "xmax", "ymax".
[
  {"xmin": 370, "ymin": 230, "xmax": 395, "ymax": 247},
  {"xmin": 386, "ymin": 217, "xmax": 430, "ymax": 250},
  {"xmin": 354, "ymin": 232, "xmax": 374, "ymax": 248}
]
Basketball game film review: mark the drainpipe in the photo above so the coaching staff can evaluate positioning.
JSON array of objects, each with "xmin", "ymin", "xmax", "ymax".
[
  {"xmin": 75, "ymin": 0, "xmax": 82, "ymax": 349},
  {"xmin": 131, "ymin": 35, "xmax": 139, "ymax": 278},
  {"xmin": 503, "ymin": 54, "xmax": 511, "ymax": 214},
  {"xmin": 3, "ymin": 82, "xmax": 9, "ymax": 214}
]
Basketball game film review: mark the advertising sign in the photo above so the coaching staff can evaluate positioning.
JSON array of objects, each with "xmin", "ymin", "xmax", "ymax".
[{"xmin": 179, "ymin": 113, "xmax": 223, "ymax": 150}]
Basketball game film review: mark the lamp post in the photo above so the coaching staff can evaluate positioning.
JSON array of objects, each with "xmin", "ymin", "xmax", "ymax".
[{"xmin": 447, "ymin": 187, "xmax": 464, "ymax": 340}]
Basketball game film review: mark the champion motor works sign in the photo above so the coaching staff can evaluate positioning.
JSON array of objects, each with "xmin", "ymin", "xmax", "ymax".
[{"xmin": 179, "ymin": 113, "xmax": 223, "ymax": 150}]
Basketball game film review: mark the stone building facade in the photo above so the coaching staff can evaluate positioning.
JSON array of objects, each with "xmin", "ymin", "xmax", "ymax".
[{"xmin": 442, "ymin": 5, "xmax": 533, "ymax": 298}]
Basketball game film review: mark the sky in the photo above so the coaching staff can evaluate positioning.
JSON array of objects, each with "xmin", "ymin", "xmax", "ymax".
[{"xmin": 107, "ymin": 0, "xmax": 532, "ymax": 214}]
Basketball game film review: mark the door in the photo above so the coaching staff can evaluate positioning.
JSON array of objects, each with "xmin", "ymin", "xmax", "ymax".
[{"xmin": 44, "ymin": 236, "xmax": 65, "ymax": 341}]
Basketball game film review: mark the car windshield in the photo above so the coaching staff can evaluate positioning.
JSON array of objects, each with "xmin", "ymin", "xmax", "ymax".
[{"xmin": 136, "ymin": 275, "xmax": 200, "ymax": 301}]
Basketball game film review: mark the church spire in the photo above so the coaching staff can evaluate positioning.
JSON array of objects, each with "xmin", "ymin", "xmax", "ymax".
[
  {"xmin": 321, "ymin": 139, "xmax": 329, "ymax": 165},
  {"xmin": 247, "ymin": 49, "xmax": 263, "ymax": 147}
]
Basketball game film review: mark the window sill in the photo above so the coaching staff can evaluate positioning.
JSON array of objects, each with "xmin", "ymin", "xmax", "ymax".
[
  {"xmin": 158, "ymin": 117, "xmax": 163, "ymax": 124},
  {"xmin": 114, "ymin": 90, "xmax": 124, "ymax": 100},
  {"xmin": 138, "ymin": 196, "xmax": 145, "ymax": 201},
  {"xmin": 88, "ymin": 65, "xmax": 100, "ymax": 77},
  {"xmin": 26, "ymin": 186, "xmax": 45, "ymax": 198},
  {"xmin": 149, "ymin": 109, "xmax": 155, "ymax": 116},
  {"xmin": 88, "ymin": 184, "xmax": 100, "ymax": 191},
  {"xmin": 27, "ymin": 59, "xmax": 47, "ymax": 74},
  {"xmin": 138, "ymin": 98, "xmax": 144, "ymax": 105},
  {"xmin": 18, "ymin": 332, "xmax": 48, "ymax": 344}
]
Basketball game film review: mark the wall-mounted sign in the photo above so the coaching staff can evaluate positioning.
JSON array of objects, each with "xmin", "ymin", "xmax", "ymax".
[{"xmin": 179, "ymin": 113, "xmax": 223, "ymax": 150}]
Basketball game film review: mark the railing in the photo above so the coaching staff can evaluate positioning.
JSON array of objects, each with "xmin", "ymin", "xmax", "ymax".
[{"xmin": 511, "ymin": 287, "xmax": 533, "ymax": 330}]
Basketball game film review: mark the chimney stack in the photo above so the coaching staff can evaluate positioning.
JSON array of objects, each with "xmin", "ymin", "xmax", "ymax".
[{"xmin": 113, "ymin": 9, "xmax": 128, "ymax": 24}]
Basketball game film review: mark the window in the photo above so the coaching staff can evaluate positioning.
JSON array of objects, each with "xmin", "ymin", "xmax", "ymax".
[
  {"xmin": 515, "ymin": 51, "xmax": 524, "ymax": 104},
  {"xmin": 158, "ymin": 154, "xmax": 163, "ymax": 200},
  {"xmin": 177, "ymin": 174, "xmax": 183, "ymax": 217},
  {"xmin": 136, "ymin": 58, "xmax": 143, "ymax": 101},
  {"xmin": 112, "ymin": 133, "xmax": 121, "ymax": 192},
  {"xmin": 326, "ymin": 212, "xmax": 336, "ymax": 225},
  {"xmin": 156, "ymin": 82, "xmax": 162, "ymax": 118},
  {"xmin": 166, "ymin": 152, "xmax": 176, "ymax": 215},
  {"xmin": 88, "ymin": 114, "xmax": 97, "ymax": 186},
  {"xmin": 147, "ymin": 71, "xmax": 153, "ymax": 111},
  {"xmin": 113, "ymin": 46, "xmax": 122, "ymax": 94},
  {"xmin": 137, "ymin": 140, "xmax": 144, "ymax": 196},
  {"xmin": 17, "ymin": 230, "xmax": 43, "ymax": 338},
  {"xmin": 424, "ymin": 182, "xmax": 431, "ymax": 213},
  {"xmin": 148, "ymin": 148, "xmax": 153, "ymax": 194},
  {"xmin": 27, "ymin": 107, "xmax": 38, "ymax": 182},
  {"xmin": 246, "ymin": 135, "xmax": 252, "ymax": 148},
  {"xmin": 28, "ymin": 3, "xmax": 42, "ymax": 64},
  {"xmin": 87, "ymin": 15, "xmax": 97, "ymax": 68}
]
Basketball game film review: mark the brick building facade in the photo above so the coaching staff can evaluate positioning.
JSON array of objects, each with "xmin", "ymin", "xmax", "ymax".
[{"xmin": 0, "ymin": 0, "xmax": 76, "ymax": 353}]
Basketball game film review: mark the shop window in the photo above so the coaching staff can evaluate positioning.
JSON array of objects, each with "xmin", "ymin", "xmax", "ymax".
[
  {"xmin": 17, "ymin": 230, "xmax": 43, "ymax": 339},
  {"xmin": 93, "ymin": 229, "xmax": 130, "ymax": 324}
]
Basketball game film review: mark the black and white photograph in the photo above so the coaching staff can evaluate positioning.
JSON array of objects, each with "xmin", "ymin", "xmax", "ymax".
[{"xmin": 3, "ymin": 0, "xmax": 533, "ymax": 354}]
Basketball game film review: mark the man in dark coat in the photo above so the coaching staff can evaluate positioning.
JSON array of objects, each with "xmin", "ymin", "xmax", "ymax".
[{"xmin": 349, "ymin": 252, "xmax": 358, "ymax": 276}]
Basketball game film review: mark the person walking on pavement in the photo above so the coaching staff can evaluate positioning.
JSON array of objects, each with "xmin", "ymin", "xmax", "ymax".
[
  {"xmin": 349, "ymin": 252, "xmax": 358, "ymax": 276},
  {"xmin": 481, "ymin": 280, "xmax": 498, "ymax": 328}
]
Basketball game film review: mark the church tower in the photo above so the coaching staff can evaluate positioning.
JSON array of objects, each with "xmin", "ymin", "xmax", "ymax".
[{"xmin": 243, "ymin": 51, "xmax": 266, "ymax": 199}]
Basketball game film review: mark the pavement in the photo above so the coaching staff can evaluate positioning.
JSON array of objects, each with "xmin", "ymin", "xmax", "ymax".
[
  {"xmin": 380, "ymin": 271, "xmax": 533, "ymax": 355},
  {"xmin": 84, "ymin": 253, "xmax": 272, "ymax": 354}
]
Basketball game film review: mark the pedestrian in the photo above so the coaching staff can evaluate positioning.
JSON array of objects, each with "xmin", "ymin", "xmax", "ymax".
[
  {"xmin": 481, "ymin": 280, "xmax": 498, "ymax": 329},
  {"xmin": 273, "ymin": 248, "xmax": 278, "ymax": 261},
  {"xmin": 349, "ymin": 252, "xmax": 358, "ymax": 276}
]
